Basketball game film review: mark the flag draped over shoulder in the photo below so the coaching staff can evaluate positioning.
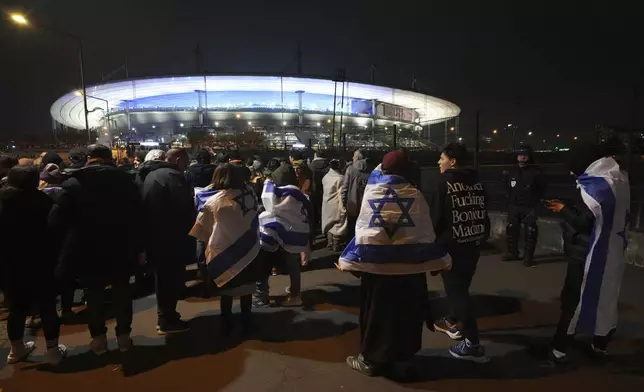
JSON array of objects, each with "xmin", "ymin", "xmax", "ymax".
[
  {"xmin": 194, "ymin": 186, "xmax": 220, "ymax": 212},
  {"xmin": 259, "ymin": 180, "xmax": 312, "ymax": 253},
  {"xmin": 568, "ymin": 157, "xmax": 630, "ymax": 336},
  {"xmin": 338, "ymin": 165, "xmax": 451, "ymax": 275},
  {"xmin": 189, "ymin": 186, "xmax": 260, "ymax": 287}
]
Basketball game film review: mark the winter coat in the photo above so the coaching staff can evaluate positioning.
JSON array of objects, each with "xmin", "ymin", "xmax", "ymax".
[
  {"xmin": 49, "ymin": 163, "xmax": 144, "ymax": 281},
  {"xmin": 141, "ymin": 161, "xmax": 196, "ymax": 264},
  {"xmin": 341, "ymin": 159, "xmax": 371, "ymax": 217},
  {"xmin": 184, "ymin": 163, "xmax": 216, "ymax": 189},
  {"xmin": 321, "ymin": 168, "xmax": 347, "ymax": 236},
  {"xmin": 0, "ymin": 186, "xmax": 56, "ymax": 294}
]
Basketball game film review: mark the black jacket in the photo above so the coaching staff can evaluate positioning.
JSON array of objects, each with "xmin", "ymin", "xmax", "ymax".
[
  {"xmin": 184, "ymin": 163, "xmax": 216, "ymax": 189},
  {"xmin": 49, "ymin": 163, "xmax": 143, "ymax": 280},
  {"xmin": 429, "ymin": 167, "xmax": 490, "ymax": 254},
  {"xmin": 0, "ymin": 187, "xmax": 55, "ymax": 292},
  {"xmin": 308, "ymin": 158, "xmax": 330, "ymax": 203},
  {"xmin": 560, "ymin": 201, "xmax": 594, "ymax": 263},
  {"xmin": 503, "ymin": 164, "xmax": 545, "ymax": 207},
  {"xmin": 141, "ymin": 161, "xmax": 196, "ymax": 263}
]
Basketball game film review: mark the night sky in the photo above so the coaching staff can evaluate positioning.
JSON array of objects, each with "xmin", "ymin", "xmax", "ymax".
[{"xmin": 0, "ymin": 0, "xmax": 641, "ymax": 145}]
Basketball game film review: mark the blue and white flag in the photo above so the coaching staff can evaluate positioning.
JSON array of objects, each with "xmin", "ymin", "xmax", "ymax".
[
  {"xmin": 259, "ymin": 180, "xmax": 312, "ymax": 254},
  {"xmin": 194, "ymin": 186, "xmax": 220, "ymax": 212},
  {"xmin": 189, "ymin": 185, "xmax": 260, "ymax": 287},
  {"xmin": 338, "ymin": 165, "xmax": 451, "ymax": 275},
  {"xmin": 568, "ymin": 157, "xmax": 630, "ymax": 336}
]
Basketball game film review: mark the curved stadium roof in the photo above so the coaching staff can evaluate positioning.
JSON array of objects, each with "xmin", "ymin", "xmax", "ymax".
[{"xmin": 51, "ymin": 75, "xmax": 461, "ymax": 129}]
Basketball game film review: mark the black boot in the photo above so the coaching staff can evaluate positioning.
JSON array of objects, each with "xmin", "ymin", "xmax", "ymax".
[
  {"xmin": 503, "ymin": 223, "xmax": 521, "ymax": 261},
  {"xmin": 523, "ymin": 223, "xmax": 538, "ymax": 267}
]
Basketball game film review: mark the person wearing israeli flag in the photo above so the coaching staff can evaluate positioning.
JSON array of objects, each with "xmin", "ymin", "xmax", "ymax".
[
  {"xmin": 546, "ymin": 142, "xmax": 630, "ymax": 364},
  {"xmin": 190, "ymin": 163, "xmax": 264, "ymax": 334},
  {"xmin": 254, "ymin": 163, "xmax": 312, "ymax": 308},
  {"xmin": 338, "ymin": 150, "xmax": 452, "ymax": 378}
]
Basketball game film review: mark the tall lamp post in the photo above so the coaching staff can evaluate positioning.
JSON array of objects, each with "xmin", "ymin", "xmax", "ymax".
[{"xmin": 10, "ymin": 13, "xmax": 90, "ymax": 142}]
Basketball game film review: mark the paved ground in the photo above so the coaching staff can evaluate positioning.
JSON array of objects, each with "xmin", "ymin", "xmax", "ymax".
[{"xmin": 1, "ymin": 246, "xmax": 644, "ymax": 392}]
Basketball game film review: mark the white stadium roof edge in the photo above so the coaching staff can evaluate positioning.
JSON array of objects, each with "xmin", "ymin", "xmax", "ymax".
[{"xmin": 51, "ymin": 74, "xmax": 461, "ymax": 130}]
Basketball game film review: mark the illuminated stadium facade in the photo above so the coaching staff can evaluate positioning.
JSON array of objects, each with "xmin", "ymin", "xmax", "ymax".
[{"xmin": 51, "ymin": 75, "xmax": 461, "ymax": 149}]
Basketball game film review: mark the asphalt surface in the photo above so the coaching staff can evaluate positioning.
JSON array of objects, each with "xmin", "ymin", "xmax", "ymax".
[{"xmin": 1, "ymin": 246, "xmax": 644, "ymax": 392}]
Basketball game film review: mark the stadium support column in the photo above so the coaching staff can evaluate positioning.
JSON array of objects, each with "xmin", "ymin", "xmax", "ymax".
[
  {"xmin": 296, "ymin": 90, "xmax": 304, "ymax": 126},
  {"xmin": 196, "ymin": 90, "xmax": 205, "ymax": 127},
  {"xmin": 125, "ymin": 100, "xmax": 131, "ymax": 132},
  {"xmin": 331, "ymin": 81, "xmax": 337, "ymax": 148},
  {"xmin": 393, "ymin": 124, "xmax": 397, "ymax": 149},
  {"xmin": 371, "ymin": 99, "xmax": 377, "ymax": 147},
  {"xmin": 444, "ymin": 119, "xmax": 448, "ymax": 145}
]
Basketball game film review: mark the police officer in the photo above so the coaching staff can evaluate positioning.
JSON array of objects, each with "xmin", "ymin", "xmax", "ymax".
[{"xmin": 502, "ymin": 145, "xmax": 545, "ymax": 267}]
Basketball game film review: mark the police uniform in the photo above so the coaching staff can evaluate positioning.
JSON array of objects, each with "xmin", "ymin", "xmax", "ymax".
[{"xmin": 502, "ymin": 146, "xmax": 545, "ymax": 266}]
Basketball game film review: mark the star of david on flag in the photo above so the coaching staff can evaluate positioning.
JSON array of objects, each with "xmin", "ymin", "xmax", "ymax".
[{"xmin": 367, "ymin": 186, "xmax": 415, "ymax": 238}]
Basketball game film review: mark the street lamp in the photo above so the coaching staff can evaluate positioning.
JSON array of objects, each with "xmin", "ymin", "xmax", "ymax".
[
  {"xmin": 450, "ymin": 126, "xmax": 455, "ymax": 131},
  {"xmin": 528, "ymin": 131, "xmax": 533, "ymax": 136},
  {"xmin": 11, "ymin": 13, "xmax": 90, "ymax": 141},
  {"xmin": 10, "ymin": 13, "xmax": 28, "ymax": 25},
  {"xmin": 492, "ymin": 129, "xmax": 498, "ymax": 134}
]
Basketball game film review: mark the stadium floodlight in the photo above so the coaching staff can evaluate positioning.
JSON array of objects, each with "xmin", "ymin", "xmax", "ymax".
[
  {"xmin": 316, "ymin": 122, "xmax": 321, "ymax": 126},
  {"xmin": 10, "ymin": 13, "xmax": 28, "ymax": 25},
  {"xmin": 248, "ymin": 121, "xmax": 252, "ymax": 126},
  {"xmin": 283, "ymin": 121, "xmax": 287, "ymax": 126},
  {"xmin": 214, "ymin": 122, "xmax": 219, "ymax": 126},
  {"xmin": 180, "ymin": 123, "xmax": 184, "ymax": 127}
]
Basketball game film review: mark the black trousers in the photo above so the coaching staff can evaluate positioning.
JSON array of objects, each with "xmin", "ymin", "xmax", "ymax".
[
  {"xmin": 552, "ymin": 257, "xmax": 615, "ymax": 353},
  {"xmin": 507, "ymin": 205, "xmax": 539, "ymax": 260},
  {"xmin": 5, "ymin": 286, "xmax": 60, "ymax": 342},
  {"xmin": 360, "ymin": 273, "xmax": 427, "ymax": 365},
  {"xmin": 84, "ymin": 275, "xmax": 133, "ymax": 338},
  {"xmin": 441, "ymin": 251, "xmax": 480, "ymax": 344},
  {"xmin": 154, "ymin": 257, "xmax": 186, "ymax": 325}
]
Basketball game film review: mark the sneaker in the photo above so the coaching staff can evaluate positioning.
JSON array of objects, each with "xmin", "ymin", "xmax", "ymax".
[
  {"xmin": 45, "ymin": 344, "xmax": 68, "ymax": 366},
  {"xmin": 282, "ymin": 295, "xmax": 303, "ymax": 307},
  {"xmin": 449, "ymin": 339, "xmax": 490, "ymax": 363},
  {"xmin": 346, "ymin": 354, "xmax": 377, "ymax": 377},
  {"xmin": 90, "ymin": 335, "xmax": 108, "ymax": 355},
  {"xmin": 117, "ymin": 335, "xmax": 133, "ymax": 353},
  {"xmin": 548, "ymin": 347, "xmax": 570, "ymax": 365},
  {"xmin": 157, "ymin": 319, "xmax": 190, "ymax": 335},
  {"xmin": 285, "ymin": 286, "xmax": 291, "ymax": 295},
  {"xmin": 252, "ymin": 299, "xmax": 271, "ymax": 308},
  {"xmin": 588, "ymin": 344, "xmax": 609, "ymax": 363},
  {"xmin": 433, "ymin": 318, "xmax": 463, "ymax": 340},
  {"xmin": 6, "ymin": 341, "xmax": 36, "ymax": 364}
]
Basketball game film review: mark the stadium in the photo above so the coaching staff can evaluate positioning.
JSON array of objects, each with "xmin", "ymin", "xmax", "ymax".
[{"xmin": 50, "ymin": 75, "xmax": 461, "ymax": 149}]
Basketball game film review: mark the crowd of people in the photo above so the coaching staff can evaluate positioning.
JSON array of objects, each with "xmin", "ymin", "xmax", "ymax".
[{"xmin": 0, "ymin": 141, "xmax": 630, "ymax": 381}]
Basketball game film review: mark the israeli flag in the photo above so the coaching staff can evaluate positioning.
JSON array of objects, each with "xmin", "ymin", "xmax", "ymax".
[
  {"xmin": 568, "ymin": 157, "xmax": 630, "ymax": 336},
  {"xmin": 338, "ymin": 165, "xmax": 451, "ymax": 275},
  {"xmin": 189, "ymin": 186, "xmax": 261, "ymax": 287},
  {"xmin": 259, "ymin": 180, "xmax": 312, "ymax": 253},
  {"xmin": 194, "ymin": 186, "xmax": 220, "ymax": 212}
]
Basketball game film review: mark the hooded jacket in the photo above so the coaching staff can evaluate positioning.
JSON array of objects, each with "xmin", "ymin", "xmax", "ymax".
[
  {"xmin": 429, "ymin": 167, "xmax": 490, "ymax": 254},
  {"xmin": 184, "ymin": 163, "xmax": 216, "ymax": 189},
  {"xmin": 341, "ymin": 158, "xmax": 371, "ymax": 216},
  {"xmin": 141, "ymin": 160, "xmax": 196, "ymax": 262},
  {"xmin": 49, "ymin": 163, "xmax": 143, "ymax": 280},
  {"xmin": 309, "ymin": 157, "xmax": 330, "ymax": 203}
]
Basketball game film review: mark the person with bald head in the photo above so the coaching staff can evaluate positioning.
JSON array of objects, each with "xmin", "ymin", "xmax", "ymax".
[{"xmin": 141, "ymin": 147, "xmax": 196, "ymax": 334}]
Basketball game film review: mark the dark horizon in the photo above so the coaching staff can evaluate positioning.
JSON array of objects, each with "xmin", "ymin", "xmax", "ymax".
[{"xmin": 1, "ymin": 0, "xmax": 642, "ymax": 145}]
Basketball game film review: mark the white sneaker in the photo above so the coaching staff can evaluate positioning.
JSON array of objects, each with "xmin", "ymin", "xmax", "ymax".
[
  {"xmin": 90, "ymin": 335, "xmax": 108, "ymax": 355},
  {"xmin": 7, "ymin": 341, "xmax": 36, "ymax": 364},
  {"xmin": 117, "ymin": 334, "xmax": 133, "ymax": 353},
  {"xmin": 46, "ymin": 344, "xmax": 68, "ymax": 366},
  {"xmin": 283, "ymin": 296, "xmax": 303, "ymax": 307}
]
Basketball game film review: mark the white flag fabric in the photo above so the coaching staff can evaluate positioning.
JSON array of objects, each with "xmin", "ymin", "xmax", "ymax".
[
  {"xmin": 568, "ymin": 157, "xmax": 630, "ymax": 336},
  {"xmin": 338, "ymin": 164, "xmax": 451, "ymax": 275},
  {"xmin": 259, "ymin": 180, "xmax": 312, "ymax": 254},
  {"xmin": 189, "ymin": 185, "xmax": 260, "ymax": 288}
]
